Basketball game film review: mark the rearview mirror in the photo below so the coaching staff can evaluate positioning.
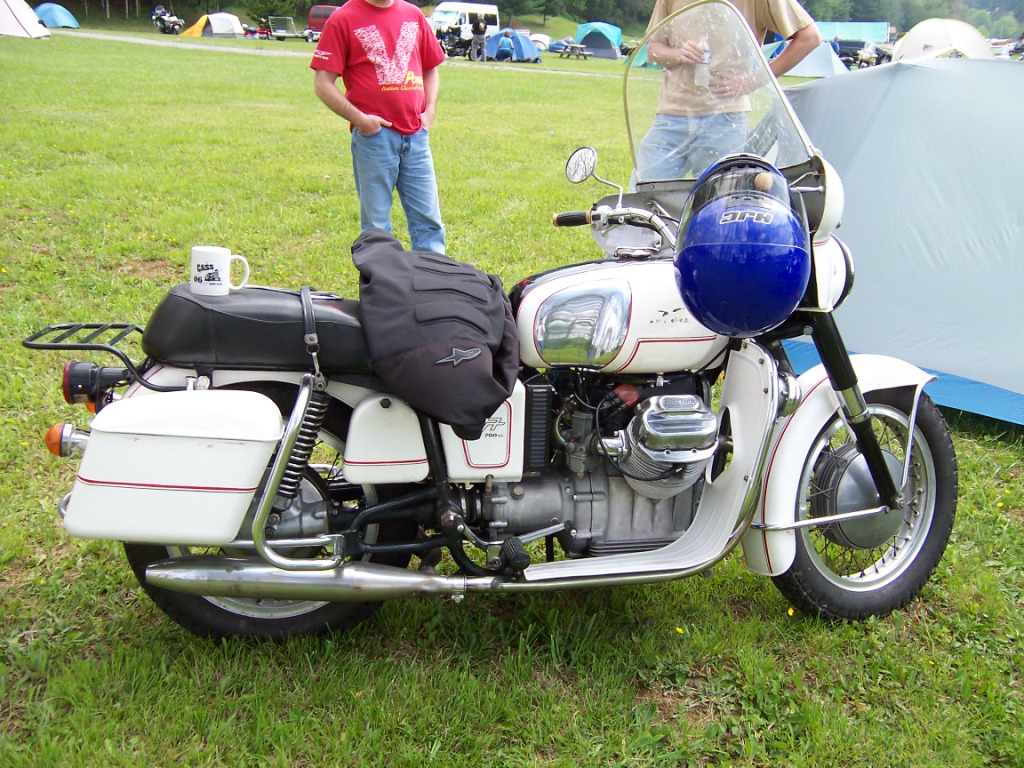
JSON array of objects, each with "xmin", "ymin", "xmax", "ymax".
[{"xmin": 565, "ymin": 147, "xmax": 598, "ymax": 184}]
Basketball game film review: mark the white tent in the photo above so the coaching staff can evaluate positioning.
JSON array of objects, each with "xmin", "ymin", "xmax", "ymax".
[
  {"xmin": 1, "ymin": 0, "xmax": 49, "ymax": 38},
  {"xmin": 785, "ymin": 60, "xmax": 1024, "ymax": 424},
  {"xmin": 893, "ymin": 18, "xmax": 994, "ymax": 61},
  {"xmin": 765, "ymin": 40, "xmax": 848, "ymax": 77},
  {"xmin": 181, "ymin": 12, "xmax": 244, "ymax": 38}
]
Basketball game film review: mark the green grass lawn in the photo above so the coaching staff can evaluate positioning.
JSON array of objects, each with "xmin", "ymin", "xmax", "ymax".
[{"xmin": 2, "ymin": 30, "xmax": 1023, "ymax": 768}]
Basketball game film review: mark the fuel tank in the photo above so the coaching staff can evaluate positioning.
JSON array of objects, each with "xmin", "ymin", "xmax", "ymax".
[{"xmin": 512, "ymin": 260, "xmax": 728, "ymax": 374}]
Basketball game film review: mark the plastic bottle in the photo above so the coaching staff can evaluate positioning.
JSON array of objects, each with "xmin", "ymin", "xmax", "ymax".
[{"xmin": 694, "ymin": 35, "xmax": 711, "ymax": 87}]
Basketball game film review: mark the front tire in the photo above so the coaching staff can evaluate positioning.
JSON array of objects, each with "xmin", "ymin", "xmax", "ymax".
[{"xmin": 772, "ymin": 390, "xmax": 957, "ymax": 620}]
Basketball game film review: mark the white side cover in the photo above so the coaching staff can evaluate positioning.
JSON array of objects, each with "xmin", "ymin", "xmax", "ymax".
[
  {"xmin": 65, "ymin": 390, "xmax": 283, "ymax": 546},
  {"xmin": 342, "ymin": 394, "xmax": 430, "ymax": 483},
  {"xmin": 742, "ymin": 354, "xmax": 935, "ymax": 576},
  {"xmin": 441, "ymin": 381, "xmax": 525, "ymax": 482},
  {"xmin": 343, "ymin": 382, "xmax": 527, "ymax": 484}
]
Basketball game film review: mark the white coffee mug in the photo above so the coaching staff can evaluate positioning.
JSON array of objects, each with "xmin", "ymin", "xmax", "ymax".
[{"xmin": 190, "ymin": 246, "xmax": 249, "ymax": 296}]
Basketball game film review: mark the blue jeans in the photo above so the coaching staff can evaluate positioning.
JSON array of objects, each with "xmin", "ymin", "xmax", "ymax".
[
  {"xmin": 350, "ymin": 127, "xmax": 446, "ymax": 254},
  {"xmin": 635, "ymin": 112, "xmax": 748, "ymax": 183}
]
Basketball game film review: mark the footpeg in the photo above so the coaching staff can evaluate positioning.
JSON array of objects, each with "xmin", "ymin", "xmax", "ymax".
[{"xmin": 500, "ymin": 537, "xmax": 532, "ymax": 573}]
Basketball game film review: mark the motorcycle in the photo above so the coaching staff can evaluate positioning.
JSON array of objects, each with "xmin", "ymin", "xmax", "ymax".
[
  {"xmin": 436, "ymin": 24, "xmax": 472, "ymax": 58},
  {"xmin": 242, "ymin": 20, "xmax": 271, "ymax": 40},
  {"xmin": 24, "ymin": 0, "xmax": 957, "ymax": 641},
  {"xmin": 151, "ymin": 5, "xmax": 184, "ymax": 35}
]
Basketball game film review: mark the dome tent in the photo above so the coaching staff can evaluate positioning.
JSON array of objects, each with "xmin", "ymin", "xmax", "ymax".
[
  {"xmin": 485, "ymin": 28, "xmax": 541, "ymax": 62},
  {"xmin": 34, "ymin": 2, "xmax": 78, "ymax": 27},
  {"xmin": 893, "ymin": 18, "xmax": 993, "ymax": 60},
  {"xmin": 181, "ymin": 12, "xmax": 244, "ymax": 38},
  {"xmin": 1, "ymin": 0, "xmax": 49, "ymax": 37},
  {"xmin": 576, "ymin": 21, "xmax": 622, "ymax": 59}
]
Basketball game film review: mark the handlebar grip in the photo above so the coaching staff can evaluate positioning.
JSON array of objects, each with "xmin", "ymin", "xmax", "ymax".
[{"xmin": 552, "ymin": 210, "xmax": 592, "ymax": 228}]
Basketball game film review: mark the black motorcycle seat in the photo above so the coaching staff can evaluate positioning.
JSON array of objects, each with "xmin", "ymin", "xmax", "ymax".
[{"xmin": 141, "ymin": 284, "xmax": 372, "ymax": 373}]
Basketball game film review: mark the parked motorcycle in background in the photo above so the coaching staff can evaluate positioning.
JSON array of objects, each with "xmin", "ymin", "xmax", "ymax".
[
  {"xmin": 436, "ymin": 24, "xmax": 472, "ymax": 58},
  {"xmin": 151, "ymin": 5, "xmax": 184, "ymax": 35},
  {"xmin": 242, "ymin": 19, "xmax": 271, "ymax": 39},
  {"xmin": 24, "ymin": 0, "xmax": 957, "ymax": 642}
]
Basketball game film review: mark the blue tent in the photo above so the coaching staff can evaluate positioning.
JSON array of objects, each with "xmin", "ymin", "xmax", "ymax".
[
  {"xmin": 34, "ymin": 2, "xmax": 79, "ymax": 28},
  {"xmin": 485, "ymin": 28, "xmax": 541, "ymax": 62},
  {"xmin": 576, "ymin": 21, "xmax": 622, "ymax": 59}
]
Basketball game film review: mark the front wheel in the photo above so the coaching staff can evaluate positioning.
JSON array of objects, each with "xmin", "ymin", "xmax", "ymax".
[{"xmin": 772, "ymin": 390, "xmax": 957, "ymax": 620}]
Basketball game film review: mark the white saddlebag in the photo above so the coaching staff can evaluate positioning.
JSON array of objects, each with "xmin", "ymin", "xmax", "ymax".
[{"xmin": 64, "ymin": 390, "xmax": 283, "ymax": 546}]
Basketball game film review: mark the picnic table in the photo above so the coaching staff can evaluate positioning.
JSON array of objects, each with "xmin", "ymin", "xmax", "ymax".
[{"xmin": 559, "ymin": 43, "xmax": 591, "ymax": 59}]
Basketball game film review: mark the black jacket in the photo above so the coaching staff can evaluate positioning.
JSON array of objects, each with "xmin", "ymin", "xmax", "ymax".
[{"xmin": 352, "ymin": 229, "xmax": 519, "ymax": 440}]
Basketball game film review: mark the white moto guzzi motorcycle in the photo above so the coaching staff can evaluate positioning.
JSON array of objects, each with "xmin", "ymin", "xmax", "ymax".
[{"xmin": 24, "ymin": 0, "xmax": 957, "ymax": 640}]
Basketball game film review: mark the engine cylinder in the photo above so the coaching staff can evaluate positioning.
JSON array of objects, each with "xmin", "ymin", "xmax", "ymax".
[{"xmin": 619, "ymin": 395, "xmax": 717, "ymax": 499}]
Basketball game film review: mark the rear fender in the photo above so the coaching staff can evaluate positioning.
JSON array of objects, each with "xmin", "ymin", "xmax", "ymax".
[{"xmin": 741, "ymin": 354, "xmax": 935, "ymax": 576}]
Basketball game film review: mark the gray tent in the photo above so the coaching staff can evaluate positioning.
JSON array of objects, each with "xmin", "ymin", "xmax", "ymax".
[{"xmin": 785, "ymin": 60, "xmax": 1024, "ymax": 424}]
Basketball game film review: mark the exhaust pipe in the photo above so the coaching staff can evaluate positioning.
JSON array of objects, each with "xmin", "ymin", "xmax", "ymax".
[
  {"xmin": 146, "ymin": 556, "xmax": 474, "ymax": 602},
  {"xmin": 146, "ymin": 551, "xmax": 742, "ymax": 601}
]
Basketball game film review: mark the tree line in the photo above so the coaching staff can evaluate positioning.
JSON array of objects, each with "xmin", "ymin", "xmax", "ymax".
[{"xmin": 74, "ymin": 0, "xmax": 1023, "ymax": 39}]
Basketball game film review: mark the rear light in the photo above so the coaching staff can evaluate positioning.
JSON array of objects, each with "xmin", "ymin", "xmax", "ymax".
[
  {"xmin": 62, "ymin": 361, "xmax": 128, "ymax": 408},
  {"xmin": 45, "ymin": 422, "xmax": 89, "ymax": 457}
]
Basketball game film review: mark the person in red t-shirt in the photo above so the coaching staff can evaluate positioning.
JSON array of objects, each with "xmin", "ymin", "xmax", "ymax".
[{"xmin": 312, "ymin": 0, "xmax": 447, "ymax": 254}]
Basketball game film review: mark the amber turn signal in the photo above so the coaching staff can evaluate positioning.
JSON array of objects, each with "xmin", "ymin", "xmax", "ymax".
[
  {"xmin": 44, "ymin": 422, "xmax": 88, "ymax": 457},
  {"xmin": 45, "ymin": 423, "xmax": 70, "ymax": 457}
]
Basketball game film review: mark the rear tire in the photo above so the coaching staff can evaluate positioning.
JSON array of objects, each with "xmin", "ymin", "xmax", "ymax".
[
  {"xmin": 124, "ymin": 382, "xmax": 417, "ymax": 640},
  {"xmin": 124, "ymin": 475, "xmax": 415, "ymax": 641},
  {"xmin": 771, "ymin": 390, "xmax": 957, "ymax": 620}
]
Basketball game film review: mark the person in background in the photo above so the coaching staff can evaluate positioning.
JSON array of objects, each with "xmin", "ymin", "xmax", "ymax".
[
  {"xmin": 636, "ymin": 0, "xmax": 820, "ymax": 182},
  {"xmin": 831, "ymin": 34, "xmax": 841, "ymax": 55},
  {"xmin": 470, "ymin": 14, "xmax": 487, "ymax": 61},
  {"xmin": 311, "ymin": 0, "xmax": 447, "ymax": 254},
  {"xmin": 495, "ymin": 29, "xmax": 514, "ymax": 61}
]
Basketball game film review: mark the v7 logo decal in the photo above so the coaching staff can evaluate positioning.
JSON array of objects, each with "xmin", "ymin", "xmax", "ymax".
[{"xmin": 354, "ymin": 22, "xmax": 419, "ymax": 85}]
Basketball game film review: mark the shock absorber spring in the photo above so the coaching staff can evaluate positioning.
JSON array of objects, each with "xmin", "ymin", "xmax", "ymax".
[{"xmin": 276, "ymin": 390, "xmax": 330, "ymax": 501}]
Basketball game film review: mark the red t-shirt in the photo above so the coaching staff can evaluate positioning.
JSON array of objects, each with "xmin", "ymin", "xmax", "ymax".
[{"xmin": 311, "ymin": 0, "xmax": 445, "ymax": 135}]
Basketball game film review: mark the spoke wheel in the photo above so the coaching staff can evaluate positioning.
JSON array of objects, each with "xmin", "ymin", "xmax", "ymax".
[
  {"xmin": 124, "ymin": 383, "xmax": 416, "ymax": 640},
  {"xmin": 772, "ymin": 390, "xmax": 957, "ymax": 620}
]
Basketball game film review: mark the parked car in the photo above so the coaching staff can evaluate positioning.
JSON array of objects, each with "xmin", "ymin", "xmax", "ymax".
[{"xmin": 304, "ymin": 5, "xmax": 339, "ymax": 43}]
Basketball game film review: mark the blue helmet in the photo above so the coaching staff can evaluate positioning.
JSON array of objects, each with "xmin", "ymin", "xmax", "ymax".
[{"xmin": 675, "ymin": 155, "xmax": 810, "ymax": 338}]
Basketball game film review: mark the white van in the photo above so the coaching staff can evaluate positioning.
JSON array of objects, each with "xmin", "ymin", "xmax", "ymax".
[{"xmin": 429, "ymin": 2, "xmax": 500, "ymax": 42}]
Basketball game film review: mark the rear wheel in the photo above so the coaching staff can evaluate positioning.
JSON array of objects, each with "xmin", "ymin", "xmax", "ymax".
[
  {"xmin": 772, "ymin": 390, "xmax": 957, "ymax": 620},
  {"xmin": 124, "ymin": 383, "xmax": 417, "ymax": 640},
  {"xmin": 125, "ymin": 471, "xmax": 415, "ymax": 640}
]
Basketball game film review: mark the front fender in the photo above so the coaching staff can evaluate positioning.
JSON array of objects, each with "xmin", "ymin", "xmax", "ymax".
[{"xmin": 741, "ymin": 354, "xmax": 935, "ymax": 576}]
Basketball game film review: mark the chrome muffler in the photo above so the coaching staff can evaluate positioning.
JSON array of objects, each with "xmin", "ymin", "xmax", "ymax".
[{"xmin": 146, "ymin": 557, "xmax": 475, "ymax": 602}]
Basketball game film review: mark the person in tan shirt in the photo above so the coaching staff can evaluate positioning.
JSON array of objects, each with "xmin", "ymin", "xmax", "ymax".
[{"xmin": 636, "ymin": 0, "xmax": 820, "ymax": 182}]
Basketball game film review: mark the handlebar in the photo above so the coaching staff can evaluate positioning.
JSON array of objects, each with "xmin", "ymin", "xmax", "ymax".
[
  {"xmin": 553, "ymin": 205, "xmax": 678, "ymax": 251},
  {"xmin": 551, "ymin": 211, "xmax": 592, "ymax": 228}
]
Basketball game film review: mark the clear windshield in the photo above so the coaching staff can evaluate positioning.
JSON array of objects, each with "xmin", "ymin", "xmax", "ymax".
[{"xmin": 625, "ymin": 0, "xmax": 815, "ymax": 185}]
